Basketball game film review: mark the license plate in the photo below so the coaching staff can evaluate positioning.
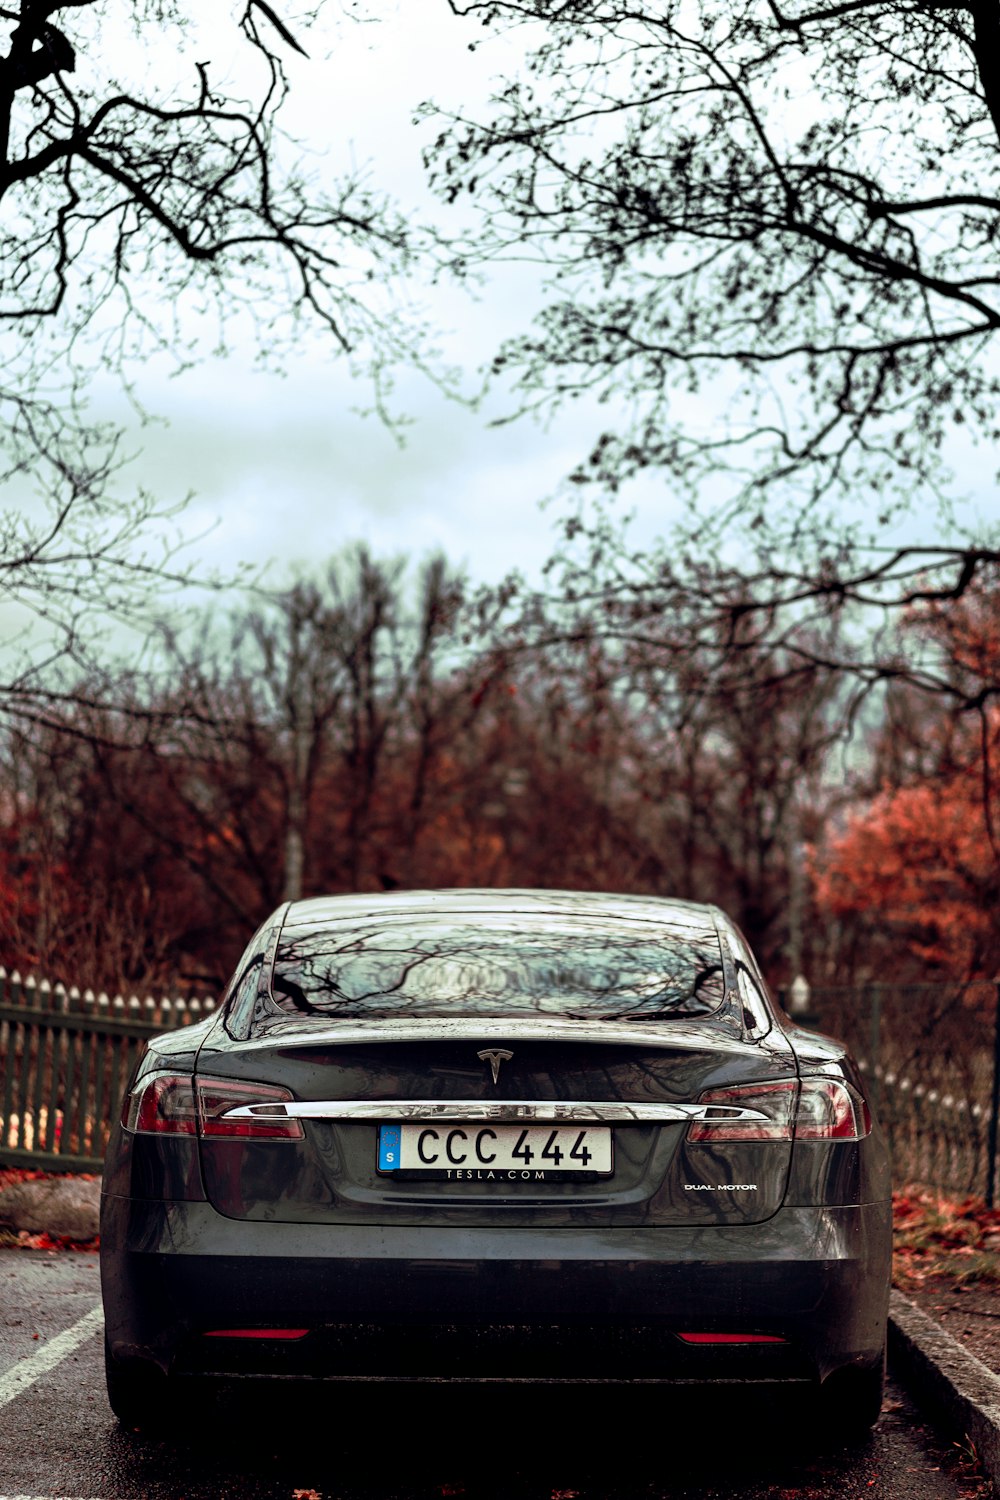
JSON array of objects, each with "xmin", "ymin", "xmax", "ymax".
[{"xmin": 377, "ymin": 1123, "xmax": 613, "ymax": 1176}]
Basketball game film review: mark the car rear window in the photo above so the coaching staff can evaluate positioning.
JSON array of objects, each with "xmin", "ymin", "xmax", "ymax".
[{"xmin": 264, "ymin": 913, "xmax": 726, "ymax": 1022}]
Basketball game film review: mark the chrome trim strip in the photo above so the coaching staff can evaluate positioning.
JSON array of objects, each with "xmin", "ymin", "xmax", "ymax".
[{"xmin": 221, "ymin": 1100, "xmax": 769, "ymax": 1123}]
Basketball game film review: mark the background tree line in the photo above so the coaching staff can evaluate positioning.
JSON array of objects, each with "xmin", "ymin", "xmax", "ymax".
[{"xmin": 2, "ymin": 542, "xmax": 998, "ymax": 998}]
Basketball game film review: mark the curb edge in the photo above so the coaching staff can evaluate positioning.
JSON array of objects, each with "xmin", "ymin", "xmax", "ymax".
[{"xmin": 890, "ymin": 1288, "xmax": 1000, "ymax": 1494}]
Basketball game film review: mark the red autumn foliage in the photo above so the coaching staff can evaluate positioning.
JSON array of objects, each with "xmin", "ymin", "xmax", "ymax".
[
  {"xmin": 812, "ymin": 581, "xmax": 1000, "ymax": 979},
  {"xmin": 0, "ymin": 1169, "xmax": 100, "ymax": 1252},
  {"xmin": 892, "ymin": 1189, "xmax": 1000, "ymax": 1288},
  {"xmin": 813, "ymin": 767, "xmax": 998, "ymax": 973}
]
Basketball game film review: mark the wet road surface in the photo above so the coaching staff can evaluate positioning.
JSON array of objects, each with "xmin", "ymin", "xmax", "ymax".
[{"xmin": 0, "ymin": 1250, "xmax": 987, "ymax": 1500}]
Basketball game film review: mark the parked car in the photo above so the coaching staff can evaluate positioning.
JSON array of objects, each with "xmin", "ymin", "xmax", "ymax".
[{"xmin": 101, "ymin": 888, "xmax": 891, "ymax": 1432}]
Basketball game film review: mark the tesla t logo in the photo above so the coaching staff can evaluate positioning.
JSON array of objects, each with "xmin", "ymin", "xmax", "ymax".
[{"xmin": 477, "ymin": 1048, "xmax": 513, "ymax": 1085}]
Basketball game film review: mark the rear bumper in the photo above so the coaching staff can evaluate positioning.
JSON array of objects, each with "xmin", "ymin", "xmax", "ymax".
[{"xmin": 100, "ymin": 1195, "xmax": 890, "ymax": 1384}]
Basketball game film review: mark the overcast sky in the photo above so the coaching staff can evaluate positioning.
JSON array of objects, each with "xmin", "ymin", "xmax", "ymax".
[
  {"xmin": 77, "ymin": 0, "xmax": 675, "ymax": 596},
  {"xmin": 33, "ymin": 0, "xmax": 996, "ymax": 615}
]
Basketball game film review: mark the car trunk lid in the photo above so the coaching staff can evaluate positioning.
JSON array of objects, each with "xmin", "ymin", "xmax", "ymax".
[{"xmin": 194, "ymin": 1015, "xmax": 797, "ymax": 1227}]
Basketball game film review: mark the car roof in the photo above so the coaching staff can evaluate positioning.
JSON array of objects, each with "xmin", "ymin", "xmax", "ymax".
[{"xmin": 279, "ymin": 889, "xmax": 722, "ymax": 933}]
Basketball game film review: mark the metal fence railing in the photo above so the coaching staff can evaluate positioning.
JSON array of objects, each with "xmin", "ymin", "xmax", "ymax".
[
  {"xmin": 0, "ymin": 967, "xmax": 216, "ymax": 1173},
  {"xmin": 804, "ymin": 981, "xmax": 1000, "ymax": 1202}
]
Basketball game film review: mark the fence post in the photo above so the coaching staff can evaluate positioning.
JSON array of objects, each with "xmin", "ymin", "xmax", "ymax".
[
  {"xmin": 988, "ymin": 977, "xmax": 1000, "ymax": 1208},
  {"xmin": 788, "ymin": 975, "xmax": 818, "ymax": 1027}
]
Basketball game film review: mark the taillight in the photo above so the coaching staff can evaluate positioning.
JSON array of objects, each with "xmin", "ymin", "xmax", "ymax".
[
  {"xmin": 794, "ymin": 1078, "xmax": 871, "ymax": 1139},
  {"xmin": 197, "ymin": 1078, "xmax": 303, "ymax": 1139},
  {"xmin": 687, "ymin": 1081, "xmax": 797, "ymax": 1141},
  {"xmin": 123, "ymin": 1074, "xmax": 198, "ymax": 1134},
  {"xmin": 687, "ymin": 1078, "xmax": 871, "ymax": 1142},
  {"xmin": 123, "ymin": 1074, "xmax": 303, "ymax": 1139}
]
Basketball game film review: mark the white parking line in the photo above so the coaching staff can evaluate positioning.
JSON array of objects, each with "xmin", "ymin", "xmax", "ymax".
[{"xmin": 0, "ymin": 1304, "xmax": 104, "ymax": 1409}]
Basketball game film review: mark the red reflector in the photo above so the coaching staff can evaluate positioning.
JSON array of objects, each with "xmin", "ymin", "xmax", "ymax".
[
  {"xmin": 203, "ymin": 1329, "xmax": 309, "ymax": 1340},
  {"xmin": 678, "ymin": 1333, "xmax": 787, "ymax": 1344}
]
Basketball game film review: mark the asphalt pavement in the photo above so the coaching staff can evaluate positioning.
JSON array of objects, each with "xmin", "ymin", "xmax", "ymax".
[{"xmin": 0, "ymin": 1249, "xmax": 993, "ymax": 1500}]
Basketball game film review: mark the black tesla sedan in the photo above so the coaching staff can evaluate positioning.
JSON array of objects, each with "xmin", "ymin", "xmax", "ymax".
[{"xmin": 100, "ymin": 889, "xmax": 891, "ymax": 1432}]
